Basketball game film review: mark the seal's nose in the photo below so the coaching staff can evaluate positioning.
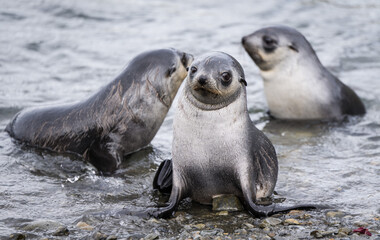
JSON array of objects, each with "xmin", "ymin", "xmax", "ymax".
[
  {"xmin": 198, "ymin": 76, "xmax": 207, "ymax": 86},
  {"xmin": 241, "ymin": 36, "xmax": 247, "ymax": 45}
]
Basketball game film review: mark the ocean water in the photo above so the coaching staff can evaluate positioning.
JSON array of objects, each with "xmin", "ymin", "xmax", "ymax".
[{"xmin": 0, "ymin": 0, "xmax": 379, "ymax": 238}]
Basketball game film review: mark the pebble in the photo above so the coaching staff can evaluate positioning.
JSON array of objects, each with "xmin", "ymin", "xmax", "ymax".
[
  {"xmin": 9, "ymin": 233, "xmax": 26, "ymax": 240},
  {"xmin": 76, "ymin": 221, "xmax": 95, "ymax": 231},
  {"xmin": 92, "ymin": 232, "xmax": 108, "ymax": 240},
  {"xmin": 354, "ymin": 221, "xmax": 369, "ymax": 227},
  {"xmin": 286, "ymin": 210, "xmax": 304, "ymax": 217},
  {"xmin": 212, "ymin": 194, "xmax": 244, "ymax": 212},
  {"xmin": 234, "ymin": 228, "xmax": 248, "ymax": 235},
  {"xmin": 200, "ymin": 230, "xmax": 219, "ymax": 236},
  {"xmin": 21, "ymin": 220, "xmax": 65, "ymax": 231},
  {"xmin": 283, "ymin": 218, "xmax": 300, "ymax": 225},
  {"xmin": 52, "ymin": 226, "xmax": 69, "ymax": 236},
  {"xmin": 326, "ymin": 211, "xmax": 345, "ymax": 218},
  {"xmin": 338, "ymin": 227, "xmax": 351, "ymax": 237},
  {"xmin": 216, "ymin": 211, "xmax": 229, "ymax": 216},
  {"xmin": 267, "ymin": 232, "xmax": 276, "ymax": 238},
  {"xmin": 193, "ymin": 223, "xmax": 206, "ymax": 229},
  {"xmin": 144, "ymin": 233, "xmax": 159, "ymax": 240},
  {"xmin": 310, "ymin": 230, "xmax": 335, "ymax": 238},
  {"xmin": 244, "ymin": 223, "xmax": 254, "ymax": 229},
  {"xmin": 260, "ymin": 217, "xmax": 282, "ymax": 227},
  {"xmin": 107, "ymin": 236, "xmax": 118, "ymax": 240},
  {"xmin": 148, "ymin": 218, "xmax": 161, "ymax": 224}
]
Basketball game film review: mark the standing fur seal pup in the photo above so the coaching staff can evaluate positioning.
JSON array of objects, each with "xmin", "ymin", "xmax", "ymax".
[
  {"xmin": 241, "ymin": 26, "xmax": 365, "ymax": 120},
  {"xmin": 6, "ymin": 48, "xmax": 194, "ymax": 173},
  {"xmin": 150, "ymin": 52, "xmax": 316, "ymax": 218}
]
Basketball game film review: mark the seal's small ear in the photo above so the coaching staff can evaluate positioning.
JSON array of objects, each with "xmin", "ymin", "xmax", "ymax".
[
  {"xmin": 239, "ymin": 77, "xmax": 247, "ymax": 86},
  {"xmin": 288, "ymin": 42, "xmax": 299, "ymax": 52},
  {"xmin": 186, "ymin": 67, "xmax": 189, "ymax": 72}
]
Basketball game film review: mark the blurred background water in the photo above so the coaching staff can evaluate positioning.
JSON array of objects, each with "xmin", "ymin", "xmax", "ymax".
[{"xmin": 0, "ymin": 0, "xmax": 379, "ymax": 238}]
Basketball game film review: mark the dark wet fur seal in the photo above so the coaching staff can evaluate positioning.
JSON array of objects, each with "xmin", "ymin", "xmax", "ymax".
[
  {"xmin": 149, "ymin": 52, "xmax": 319, "ymax": 218},
  {"xmin": 242, "ymin": 26, "xmax": 365, "ymax": 120},
  {"xmin": 6, "ymin": 48, "xmax": 193, "ymax": 174}
]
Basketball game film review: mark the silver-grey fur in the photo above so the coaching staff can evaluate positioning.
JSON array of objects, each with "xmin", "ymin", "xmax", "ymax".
[
  {"xmin": 242, "ymin": 25, "xmax": 365, "ymax": 120},
  {"xmin": 149, "ymin": 52, "xmax": 281, "ymax": 218}
]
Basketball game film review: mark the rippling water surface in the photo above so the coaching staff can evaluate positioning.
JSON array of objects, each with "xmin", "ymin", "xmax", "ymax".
[{"xmin": 1, "ymin": 0, "xmax": 380, "ymax": 238}]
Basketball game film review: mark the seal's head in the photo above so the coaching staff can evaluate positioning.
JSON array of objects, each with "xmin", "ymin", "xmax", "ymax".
[
  {"xmin": 127, "ymin": 48, "xmax": 194, "ymax": 105},
  {"xmin": 186, "ymin": 52, "xmax": 247, "ymax": 110},
  {"xmin": 242, "ymin": 26, "xmax": 316, "ymax": 71}
]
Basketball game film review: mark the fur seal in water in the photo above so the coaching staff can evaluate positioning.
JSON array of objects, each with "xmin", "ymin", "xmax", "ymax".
[
  {"xmin": 5, "ymin": 48, "xmax": 194, "ymax": 173},
  {"xmin": 241, "ymin": 26, "xmax": 365, "ymax": 120},
  {"xmin": 150, "ymin": 52, "xmax": 316, "ymax": 218}
]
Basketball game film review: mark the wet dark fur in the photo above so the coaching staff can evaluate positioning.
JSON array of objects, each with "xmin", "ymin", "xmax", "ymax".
[{"xmin": 6, "ymin": 49, "xmax": 191, "ymax": 173}]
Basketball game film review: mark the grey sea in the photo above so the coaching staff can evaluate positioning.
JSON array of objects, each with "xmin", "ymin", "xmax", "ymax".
[{"xmin": 1, "ymin": 0, "xmax": 379, "ymax": 238}]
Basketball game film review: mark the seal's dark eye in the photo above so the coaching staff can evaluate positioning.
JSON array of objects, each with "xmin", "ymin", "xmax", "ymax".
[
  {"xmin": 221, "ymin": 72, "xmax": 232, "ymax": 86},
  {"xmin": 190, "ymin": 66, "xmax": 197, "ymax": 74},
  {"xmin": 262, "ymin": 35, "xmax": 277, "ymax": 52},
  {"xmin": 222, "ymin": 72, "xmax": 231, "ymax": 81}
]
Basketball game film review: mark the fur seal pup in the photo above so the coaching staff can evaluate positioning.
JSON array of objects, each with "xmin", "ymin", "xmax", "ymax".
[
  {"xmin": 241, "ymin": 26, "xmax": 365, "ymax": 120},
  {"xmin": 150, "ymin": 52, "xmax": 316, "ymax": 218},
  {"xmin": 6, "ymin": 48, "xmax": 194, "ymax": 173}
]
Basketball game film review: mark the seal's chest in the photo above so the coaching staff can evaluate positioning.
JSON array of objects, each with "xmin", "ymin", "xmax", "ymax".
[{"xmin": 263, "ymin": 75, "xmax": 332, "ymax": 119}]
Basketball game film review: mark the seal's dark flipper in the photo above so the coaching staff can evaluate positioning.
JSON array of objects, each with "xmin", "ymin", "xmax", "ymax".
[
  {"xmin": 269, "ymin": 203, "xmax": 326, "ymax": 215},
  {"xmin": 242, "ymin": 195, "xmax": 326, "ymax": 217},
  {"xmin": 153, "ymin": 159, "xmax": 173, "ymax": 194},
  {"xmin": 84, "ymin": 138, "xmax": 119, "ymax": 175}
]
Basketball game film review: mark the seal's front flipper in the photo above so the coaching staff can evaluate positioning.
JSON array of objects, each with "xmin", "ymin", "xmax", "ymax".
[
  {"xmin": 84, "ymin": 138, "xmax": 121, "ymax": 175},
  {"xmin": 153, "ymin": 159, "xmax": 173, "ymax": 194}
]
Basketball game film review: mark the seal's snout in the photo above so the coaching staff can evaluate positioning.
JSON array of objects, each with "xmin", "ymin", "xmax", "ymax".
[
  {"xmin": 198, "ymin": 76, "xmax": 207, "ymax": 86},
  {"xmin": 241, "ymin": 36, "xmax": 247, "ymax": 45}
]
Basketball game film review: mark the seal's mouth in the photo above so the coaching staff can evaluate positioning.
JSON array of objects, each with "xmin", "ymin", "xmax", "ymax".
[
  {"xmin": 245, "ymin": 47, "xmax": 264, "ymax": 64},
  {"xmin": 192, "ymin": 85, "xmax": 220, "ymax": 97}
]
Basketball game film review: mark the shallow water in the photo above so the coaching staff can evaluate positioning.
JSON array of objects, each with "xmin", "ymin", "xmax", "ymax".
[{"xmin": 1, "ymin": 0, "xmax": 380, "ymax": 238}]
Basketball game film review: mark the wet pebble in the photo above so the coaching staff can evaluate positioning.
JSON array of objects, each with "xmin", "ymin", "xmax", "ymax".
[
  {"xmin": 326, "ymin": 211, "xmax": 345, "ymax": 218},
  {"xmin": 92, "ymin": 231, "xmax": 108, "ymax": 240},
  {"xmin": 338, "ymin": 227, "xmax": 351, "ymax": 237},
  {"xmin": 144, "ymin": 233, "xmax": 159, "ymax": 240},
  {"xmin": 216, "ymin": 211, "xmax": 229, "ymax": 216},
  {"xmin": 286, "ymin": 210, "xmax": 304, "ymax": 217},
  {"xmin": 260, "ymin": 217, "xmax": 282, "ymax": 228},
  {"xmin": 52, "ymin": 226, "xmax": 69, "ymax": 236},
  {"xmin": 200, "ymin": 229, "xmax": 220, "ymax": 236},
  {"xmin": 193, "ymin": 223, "xmax": 206, "ymax": 229},
  {"xmin": 310, "ymin": 230, "xmax": 335, "ymax": 238},
  {"xmin": 234, "ymin": 228, "xmax": 248, "ymax": 235},
  {"xmin": 212, "ymin": 194, "xmax": 243, "ymax": 212},
  {"xmin": 9, "ymin": 233, "xmax": 26, "ymax": 240},
  {"xmin": 244, "ymin": 222, "xmax": 254, "ymax": 229},
  {"xmin": 21, "ymin": 220, "xmax": 65, "ymax": 231},
  {"xmin": 283, "ymin": 218, "xmax": 300, "ymax": 225},
  {"xmin": 354, "ymin": 221, "xmax": 369, "ymax": 227},
  {"xmin": 267, "ymin": 232, "xmax": 276, "ymax": 238},
  {"xmin": 76, "ymin": 221, "xmax": 95, "ymax": 231}
]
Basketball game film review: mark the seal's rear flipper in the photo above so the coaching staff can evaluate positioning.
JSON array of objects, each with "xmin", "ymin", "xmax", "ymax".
[
  {"xmin": 153, "ymin": 159, "xmax": 173, "ymax": 194},
  {"xmin": 242, "ymin": 198, "xmax": 327, "ymax": 217},
  {"xmin": 269, "ymin": 203, "xmax": 327, "ymax": 215}
]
